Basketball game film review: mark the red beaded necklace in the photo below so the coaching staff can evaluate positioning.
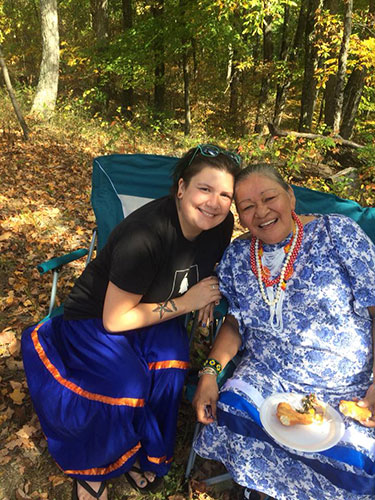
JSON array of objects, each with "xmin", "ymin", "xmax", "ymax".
[{"xmin": 250, "ymin": 211, "xmax": 304, "ymax": 288}]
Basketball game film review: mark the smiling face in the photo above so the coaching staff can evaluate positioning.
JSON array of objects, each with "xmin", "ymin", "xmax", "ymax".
[
  {"xmin": 176, "ymin": 166, "xmax": 234, "ymax": 240},
  {"xmin": 235, "ymin": 173, "xmax": 296, "ymax": 244}
]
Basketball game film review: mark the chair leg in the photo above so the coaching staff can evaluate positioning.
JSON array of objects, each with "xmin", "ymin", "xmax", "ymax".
[
  {"xmin": 185, "ymin": 422, "xmax": 202, "ymax": 478},
  {"xmin": 185, "ymin": 423, "xmax": 233, "ymax": 486},
  {"xmin": 203, "ymin": 472, "xmax": 232, "ymax": 485}
]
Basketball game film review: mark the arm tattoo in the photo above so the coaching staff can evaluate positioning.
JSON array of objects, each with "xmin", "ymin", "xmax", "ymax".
[{"xmin": 152, "ymin": 299, "xmax": 178, "ymax": 319}]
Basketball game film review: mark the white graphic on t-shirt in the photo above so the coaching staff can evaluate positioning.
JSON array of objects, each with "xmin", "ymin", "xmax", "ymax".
[
  {"xmin": 179, "ymin": 272, "xmax": 189, "ymax": 294},
  {"xmin": 166, "ymin": 265, "xmax": 199, "ymax": 300}
]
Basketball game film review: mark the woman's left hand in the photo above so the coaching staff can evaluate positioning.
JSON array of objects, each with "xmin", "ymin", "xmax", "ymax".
[
  {"xmin": 357, "ymin": 383, "xmax": 375, "ymax": 427},
  {"xmin": 198, "ymin": 302, "xmax": 215, "ymax": 327}
]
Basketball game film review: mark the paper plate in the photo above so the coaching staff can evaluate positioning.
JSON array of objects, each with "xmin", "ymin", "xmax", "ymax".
[{"xmin": 259, "ymin": 392, "xmax": 345, "ymax": 453}]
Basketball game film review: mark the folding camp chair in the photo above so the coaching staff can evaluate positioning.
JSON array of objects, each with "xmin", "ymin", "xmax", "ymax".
[
  {"xmin": 184, "ymin": 186, "xmax": 375, "ymax": 485},
  {"xmin": 38, "ymin": 153, "xmax": 179, "ymax": 319}
]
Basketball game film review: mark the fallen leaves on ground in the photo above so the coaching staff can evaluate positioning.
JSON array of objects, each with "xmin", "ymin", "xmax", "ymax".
[{"xmin": 0, "ymin": 128, "xmax": 103, "ymax": 499}]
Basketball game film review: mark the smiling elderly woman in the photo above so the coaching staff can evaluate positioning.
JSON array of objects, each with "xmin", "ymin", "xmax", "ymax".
[{"xmin": 193, "ymin": 164, "xmax": 375, "ymax": 500}]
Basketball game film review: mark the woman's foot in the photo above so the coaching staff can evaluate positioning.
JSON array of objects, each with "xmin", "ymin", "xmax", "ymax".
[
  {"xmin": 142, "ymin": 470, "xmax": 156, "ymax": 483},
  {"xmin": 73, "ymin": 479, "xmax": 107, "ymax": 500},
  {"xmin": 125, "ymin": 461, "xmax": 157, "ymax": 491},
  {"xmin": 127, "ymin": 469, "xmax": 150, "ymax": 489}
]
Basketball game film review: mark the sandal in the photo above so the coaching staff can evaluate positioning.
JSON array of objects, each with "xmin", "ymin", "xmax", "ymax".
[
  {"xmin": 124, "ymin": 466, "xmax": 162, "ymax": 492},
  {"xmin": 72, "ymin": 479, "xmax": 107, "ymax": 499}
]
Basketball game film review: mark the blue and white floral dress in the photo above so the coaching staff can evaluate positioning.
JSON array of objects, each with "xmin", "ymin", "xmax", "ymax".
[{"xmin": 194, "ymin": 214, "xmax": 375, "ymax": 500}]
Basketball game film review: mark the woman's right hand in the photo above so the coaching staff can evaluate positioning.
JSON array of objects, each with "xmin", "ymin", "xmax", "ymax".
[
  {"xmin": 183, "ymin": 276, "xmax": 221, "ymax": 312},
  {"xmin": 192, "ymin": 373, "xmax": 219, "ymax": 424}
]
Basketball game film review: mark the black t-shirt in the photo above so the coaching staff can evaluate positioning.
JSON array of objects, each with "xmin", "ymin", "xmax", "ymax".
[{"xmin": 64, "ymin": 196, "xmax": 233, "ymax": 320}]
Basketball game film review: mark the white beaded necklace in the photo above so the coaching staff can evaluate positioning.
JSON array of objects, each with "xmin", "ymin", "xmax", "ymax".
[{"xmin": 255, "ymin": 221, "xmax": 300, "ymax": 307}]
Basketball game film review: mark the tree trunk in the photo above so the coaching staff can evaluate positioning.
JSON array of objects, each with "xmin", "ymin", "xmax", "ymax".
[
  {"xmin": 298, "ymin": 0, "xmax": 323, "ymax": 132},
  {"xmin": 339, "ymin": 0, "xmax": 374, "ymax": 138},
  {"xmin": 90, "ymin": 0, "xmax": 108, "ymax": 42},
  {"xmin": 90, "ymin": 0, "xmax": 110, "ymax": 115},
  {"xmin": 0, "ymin": 45, "xmax": 29, "ymax": 139},
  {"xmin": 122, "ymin": 0, "xmax": 132, "ymax": 30},
  {"xmin": 254, "ymin": 11, "xmax": 273, "ymax": 133},
  {"xmin": 152, "ymin": 0, "xmax": 165, "ymax": 117},
  {"xmin": 121, "ymin": 0, "xmax": 134, "ymax": 120},
  {"xmin": 293, "ymin": 0, "xmax": 308, "ymax": 51},
  {"xmin": 31, "ymin": 0, "xmax": 59, "ymax": 118},
  {"xmin": 323, "ymin": 75, "xmax": 336, "ymax": 128},
  {"xmin": 273, "ymin": 3, "xmax": 290, "ymax": 127},
  {"xmin": 180, "ymin": 0, "xmax": 191, "ymax": 135},
  {"xmin": 340, "ymin": 68, "xmax": 366, "ymax": 139},
  {"xmin": 332, "ymin": 0, "xmax": 353, "ymax": 132},
  {"xmin": 182, "ymin": 51, "xmax": 191, "ymax": 135},
  {"xmin": 228, "ymin": 57, "xmax": 240, "ymax": 134},
  {"xmin": 322, "ymin": 0, "xmax": 339, "ymax": 128},
  {"xmin": 226, "ymin": 43, "xmax": 234, "ymax": 87}
]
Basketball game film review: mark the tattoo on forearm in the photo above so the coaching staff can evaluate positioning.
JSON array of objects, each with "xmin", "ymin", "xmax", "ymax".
[{"xmin": 152, "ymin": 299, "xmax": 177, "ymax": 319}]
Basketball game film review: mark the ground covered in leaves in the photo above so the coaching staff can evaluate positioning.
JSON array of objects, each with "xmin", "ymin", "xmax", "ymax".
[{"xmin": 0, "ymin": 127, "xmax": 243, "ymax": 500}]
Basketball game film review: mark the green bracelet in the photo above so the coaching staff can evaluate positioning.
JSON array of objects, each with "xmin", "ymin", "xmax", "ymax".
[{"xmin": 203, "ymin": 358, "xmax": 222, "ymax": 374}]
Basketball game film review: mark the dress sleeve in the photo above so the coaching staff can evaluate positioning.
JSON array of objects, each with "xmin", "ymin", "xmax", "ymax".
[
  {"xmin": 327, "ymin": 214, "xmax": 375, "ymax": 311},
  {"xmin": 217, "ymin": 241, "xmax": 246, "ymax": 345}
]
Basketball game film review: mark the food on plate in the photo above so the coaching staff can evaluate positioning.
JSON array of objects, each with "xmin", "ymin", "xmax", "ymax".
[
  {"xmin": 339, "ymin": 400, "xmax": 372, "ymax": 422},
  {"xmin": 277, "ymin": 402, "xmax": 314, "ymax": 426},
  {"xmin": 276, "ymin": 393, "xmax": 326, "ymax": 426}
]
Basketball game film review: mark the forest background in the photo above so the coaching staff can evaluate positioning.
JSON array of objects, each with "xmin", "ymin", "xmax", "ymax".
[{"xmin": 0, "ymin": 0, "xmax": 375, "ymax": 499}]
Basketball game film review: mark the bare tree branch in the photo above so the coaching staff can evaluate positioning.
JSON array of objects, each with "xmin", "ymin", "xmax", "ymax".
[{"xmin": 0, "ymin": 45, "xmax": 29, "ymax": 140}]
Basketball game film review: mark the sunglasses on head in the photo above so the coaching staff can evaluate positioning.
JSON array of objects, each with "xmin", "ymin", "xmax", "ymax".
[{"xmin": 188, "ymin": 144, "xmax": 242, "ymax": 168}]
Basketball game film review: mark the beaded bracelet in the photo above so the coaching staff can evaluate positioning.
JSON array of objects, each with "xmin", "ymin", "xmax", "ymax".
[
  {"xmin": 198, "ymin": 366, "xmax": 218, "ymax": 378},
  {"xmin": 203, "ymin": 358, "xmax": 222, "ymax": 374}
]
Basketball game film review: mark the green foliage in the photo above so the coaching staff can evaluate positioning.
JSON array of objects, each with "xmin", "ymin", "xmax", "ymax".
[
  {"xmin": 314, "ymin": 11, "xmax": 342, "ymax": 89},
  {"xmin": 1, "ymin": 0, "xmax": 374, "ymax": 149},
  {"xmin": 231, "ymin": 133, "xmax": 375, "ymax": 206},
  {"xmin": 357, "ymin": 140, "xmax": 375, "ymax": 161},
  {"xmin": 0, "ymin": 0, "xmax": 41, "ymax": 83},
  {"xmin": 313, "ymin": 136, "xmax": 336, "ymax": 153}
]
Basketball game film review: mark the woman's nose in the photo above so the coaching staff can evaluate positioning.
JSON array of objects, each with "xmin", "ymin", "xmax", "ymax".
[
  {"xmin": 255, "ymin": 203, "xmax": 269, "ymax": 218},
  {"xmin": 206, "ymin": 193, "xmax": 220, "ymax": 208}
]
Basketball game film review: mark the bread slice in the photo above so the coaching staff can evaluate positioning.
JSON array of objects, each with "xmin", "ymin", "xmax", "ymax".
[{"xmin": 339, "ymin": 400, "xmax": 372, "ymax": 422}]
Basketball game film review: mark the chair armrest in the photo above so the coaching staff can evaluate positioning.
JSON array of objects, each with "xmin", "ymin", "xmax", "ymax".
[{"xmin": 37, "ymin": 248, "xmax": 88, "ymax": 274}]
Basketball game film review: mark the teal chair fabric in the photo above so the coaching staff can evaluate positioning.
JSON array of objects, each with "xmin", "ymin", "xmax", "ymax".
[
  {"xmin": 92, "ymin": 154, "xmax": 178, "ymax": 251},
  {"xmin": 293, "ymin": 185, "xmax": 375, "ymax": 243}
]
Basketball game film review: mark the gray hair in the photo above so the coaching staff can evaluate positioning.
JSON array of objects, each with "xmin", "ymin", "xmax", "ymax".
[{"xmin": 235, "ymin": 163, "xmax": 290, "ymax": 192}]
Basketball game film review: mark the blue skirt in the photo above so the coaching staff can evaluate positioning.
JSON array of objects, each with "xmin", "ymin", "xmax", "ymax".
[{"xmin": 21, "ymin": 315, "xmax": 190, "ymax": 481}]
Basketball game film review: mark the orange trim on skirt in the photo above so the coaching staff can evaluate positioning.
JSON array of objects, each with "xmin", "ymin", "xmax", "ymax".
[
  {"xmin": 31, "ymin": 323, "xmax": 145, "ymax": 407},
  {"xmin": 148, "ymin": 360, "xmax": 189, "ymax": 370},
  {"xmin": 64, "ymin": 442, "xmax": 142, "ymax": 475}
]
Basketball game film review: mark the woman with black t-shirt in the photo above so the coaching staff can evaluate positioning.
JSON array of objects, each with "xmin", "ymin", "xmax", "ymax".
[{"xmin": 21, "ymin": 145, "xmax": 241, "ymax": 500}]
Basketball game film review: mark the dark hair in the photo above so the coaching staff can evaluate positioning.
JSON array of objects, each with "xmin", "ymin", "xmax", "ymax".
[
  {"xmin": 235, "ymin": 163, "xmax": 290, "ymax": 192},
  {"xmin": 171, "ymin": 145, "xmax": 241, "ymax": 197}
]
